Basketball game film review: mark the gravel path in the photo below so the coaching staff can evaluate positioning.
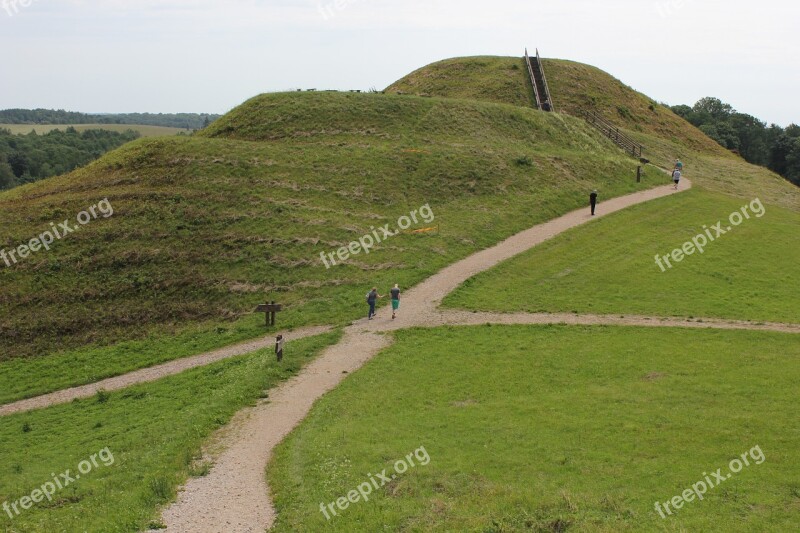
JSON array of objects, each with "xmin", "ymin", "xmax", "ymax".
[
  {"xmin": 154, "ymin": 330, "xmax": 391, "ymax": 532},
  {"xmin": 0, "ymin": 325, "xmax": 332, "ymax": 417}
]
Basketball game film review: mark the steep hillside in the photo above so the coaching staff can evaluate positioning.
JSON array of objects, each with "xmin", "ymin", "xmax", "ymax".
[
  {"xmin": 388, "ymin": 57, "xmax": 800, "ymax": 209},
  {"xmin": 384, "ymin": 56, "xmax": 534, "ymax": 108},
  {"xmin": 386, "ymin": 56, "xmax": 724, "ymax": 155},
  {"xmin": 0, "ymin": 92, "xmax": 648, "ymax": 368}
]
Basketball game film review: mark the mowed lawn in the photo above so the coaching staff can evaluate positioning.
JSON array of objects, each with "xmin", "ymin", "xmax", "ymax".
[
  {"xmin": 0, "ymin": 331, "xmax": 340, "ymax": 533},
  {"xmin": 0, "ymin": 123, "xmax": 186, "ymax": 137},
  {"xmin": 443, "ymin": 189, "xmax": 800, "ymax": 323},
  {"xmin": 268, "ymin": 325, "xmax": 800, "ymax": 532}
]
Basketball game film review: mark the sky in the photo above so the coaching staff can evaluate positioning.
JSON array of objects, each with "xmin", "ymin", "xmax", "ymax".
[{"xmin": 0, "ymin": 0, "xmax": 797, "ymax": 126}]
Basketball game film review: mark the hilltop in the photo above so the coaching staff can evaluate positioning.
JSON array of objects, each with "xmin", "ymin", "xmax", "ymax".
[{"xmin": 388, "ymin": 56, "xmax": 800, "ymax": 209}]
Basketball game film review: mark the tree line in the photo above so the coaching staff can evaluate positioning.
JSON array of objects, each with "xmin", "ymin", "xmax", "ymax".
[
  {"xmin": 0, "ymin": 109, "xmax": 219, "ymax": 130},
  {"xmin": 0, "ymin": 127, "xmax": 140, "ymax": 191},
  {"xmin": 671, "ymin": 97, "xmax": 800, "ymax": 186}
]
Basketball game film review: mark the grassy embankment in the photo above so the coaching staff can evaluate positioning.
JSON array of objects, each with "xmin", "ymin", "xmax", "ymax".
[{"xmin": 444, "ymin": 189, "xmax": 800, "ymax": 323}]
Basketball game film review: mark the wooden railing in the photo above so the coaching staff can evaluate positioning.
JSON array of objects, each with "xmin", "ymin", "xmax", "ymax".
[
  {"xmin": 580, "ymin": 109, "xmax": 643, "ymax": 158},
  {"xmin": 536, "ymin": 49, "xmax": 555, "ymax": 112},
  {"xmin": 524, "ymin": 48, "xmax": 542, "ymax": 109}
]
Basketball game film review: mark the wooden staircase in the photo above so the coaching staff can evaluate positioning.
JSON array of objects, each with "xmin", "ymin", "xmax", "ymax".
[{"xmin": 525, "ymin": 48, "xmax": 554, "ymax": 112}]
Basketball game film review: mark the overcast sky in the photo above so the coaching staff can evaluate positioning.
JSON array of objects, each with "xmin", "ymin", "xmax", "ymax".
[{"xmin": 1, "ymin": 0, "xmax": 797, "ymax": 125}]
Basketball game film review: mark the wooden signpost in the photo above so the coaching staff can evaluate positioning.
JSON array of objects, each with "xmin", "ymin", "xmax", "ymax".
[{"xmin": 256, "ymin": 301, "xmax": 282, "ymax": 327}]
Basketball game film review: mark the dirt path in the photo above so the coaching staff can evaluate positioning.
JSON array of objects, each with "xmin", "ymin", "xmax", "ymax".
[
  {"xmin": 0, "ymin": 325, "xmax": 332, "ymax": 417},
  {"xmin": 155, "ymin": 330, "xmax": 390, "ymax": 533}
]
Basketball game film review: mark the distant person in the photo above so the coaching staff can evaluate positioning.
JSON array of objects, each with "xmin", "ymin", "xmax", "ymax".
[
  {"xmin": 674, "ymin": 159, "xmax": 683, "ymax": 172},
  {"xmin": 589, "ymin": 190, "xmax": 598, "ymax": 216},
  {"xmin": 275, "ymin": 334, "xmax": 284, "ymax": 362},
  {"xmin": 366, "ymin": 287, "xmax": 382, "ymax": 320},
  {"xmin": 390, "ymin": 284, "xmax": 401, "ymax": 319},
  {"xmin": 672, "ymin": 168, "xmax": 682, "ymax": 190}
]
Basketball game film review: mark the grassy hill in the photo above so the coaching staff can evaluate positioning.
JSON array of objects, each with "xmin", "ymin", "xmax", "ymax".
[
  {"xmin": 387, "ymin": 56, "xmax": 800, "ymax": 210},
  {"xmin": 2, "ymin": 57, "xmax": 796, "ymax": 397},
  {"xmin": 0, "ymin": 91, "xmax": 653, "ymax": 397},
  {"xmin": 2, "ymin": 55, "xmax": 798, "ymax": 533},
  {"xmin": 387, "ymin": 56, "xmax": 726, "ymax": 155}
]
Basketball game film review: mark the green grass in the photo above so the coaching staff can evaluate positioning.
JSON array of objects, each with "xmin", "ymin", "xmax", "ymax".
[
  {"xmin": 386, "ymin": 56, "xmax": 535, "ymax": 108},
  {"xmin": 444, "ymin": 189, "xmax": 800, "ymax": 323},
  {"xmin": 0, "ymin": 123, "xmax": 187, "ymax": 137},
  {"xmin": 0, "ymin": 330, "xmax": 340, "ymax": 532},
  {"xmin": 0, "ymin": 91, "xmax": 652, "ymax": 370},
  {"xmin": 268, "ymin": 325, "xmax": 800, "ymax": 532}
]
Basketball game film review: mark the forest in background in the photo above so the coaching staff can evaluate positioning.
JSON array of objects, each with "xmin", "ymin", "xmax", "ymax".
[
  {"xmin": 0, "ymin": 127, "xmax": 140, "ymax": 190},
  {"xmin": 671, "ymin": 97, "xmax": 800, "ymax": 186},
  {"xmin": 0, "ymin": 109, "xmax": 220, "ymax": 130}
]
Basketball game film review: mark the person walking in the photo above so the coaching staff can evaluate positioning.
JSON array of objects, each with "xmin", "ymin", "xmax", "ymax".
[
  {"xmin": 366, "ymin": 287, "xmax": 382, "ymax": 320},
  {"xmin": 589, "ymin": 190, "xmax": 598, "ymax": 216},
  {"xmin": 674, "ymin": 159, "xmax": 683, "ymax": 172},
  {"xmin": 390, "ymin": 284, "xmax": 401, "ymax": 319},
  {"xmin": 672, "ymin": 168, "xmax": 682, "ymax": 190}
]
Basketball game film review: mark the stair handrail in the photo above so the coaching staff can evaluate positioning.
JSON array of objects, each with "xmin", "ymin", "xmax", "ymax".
[
  {"xmin": 580, "ymin": 109, "xmax": 644, "ymax": 158},
  {"xmin": 524, "ymin": 48, "xmax": 542, "ymax": 109},
  {"xmin": 536, "ymin": 49, "xmax": 555, "ymax": 112}
]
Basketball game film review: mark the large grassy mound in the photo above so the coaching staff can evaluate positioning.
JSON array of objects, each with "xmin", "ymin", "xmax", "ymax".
[
  {"xmin": 0, "ymin": 92, "xmax": 648, "ymax": 384},
  {"xmin": 387, "ymin": 56, "xmax": 800, "ymax": 209},
  {"xmin": 387, "ymin": 56, "xmax": 724, "ymax": 156},
  {"xmin": 444, "ymin": 189, "xmax": 800, "ymax": 322}
]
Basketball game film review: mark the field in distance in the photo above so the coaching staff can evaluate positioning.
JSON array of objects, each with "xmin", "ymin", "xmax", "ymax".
[{"xmin": 0, "ymin": 123, "xmax": 188, "ymax": 137}]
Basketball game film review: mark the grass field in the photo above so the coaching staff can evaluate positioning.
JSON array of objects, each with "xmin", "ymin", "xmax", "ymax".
[
  {"xmin": 0, "ymin": 123, "xmax": 187, "ymax": 137},
  {"xmin": 0, "ymin": 330, "xmax": 340, "ymax": 532},
  {"xmin": 443, "ymin": 189, "xmax": 800, "ymax": 323},
  {"xmin": 268, "ymin": 325, "xmax": 800, "ymax": 532}
]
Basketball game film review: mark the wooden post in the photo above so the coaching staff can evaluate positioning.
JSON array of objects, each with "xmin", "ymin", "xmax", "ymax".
[{"xmin": 636, "ymin": 166, "xmax": 642, "ymax": 183}]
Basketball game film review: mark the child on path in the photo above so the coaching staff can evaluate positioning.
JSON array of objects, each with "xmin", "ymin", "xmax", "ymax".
[
  {"xmin": 674, "ymin": 159, "xmax": 683, "ymax": 171},
  {"xmin": 390, "ymin": 284, "xmax": 401, "ymax": 319},
  {"xmin": 589, "ymin": 190, "xmax": 598, "ymax": 216},
  {"xmin": 672, "ymin": 168, "xmax": 682, "ymax": 190},
  {"xmin": 366, "ymin": 288, "xmax": 382, "ymax": 320}
]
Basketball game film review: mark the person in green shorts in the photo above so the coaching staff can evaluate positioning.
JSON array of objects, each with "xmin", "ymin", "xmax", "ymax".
[{"xmin": 390, "ymin": 284, "xmax": 401, "ymax": 319}]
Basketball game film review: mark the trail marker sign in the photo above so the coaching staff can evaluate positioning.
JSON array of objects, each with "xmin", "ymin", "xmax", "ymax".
[{"xmin": 256, "ymin": 301, "xmax": 282, "ymax": 327}]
